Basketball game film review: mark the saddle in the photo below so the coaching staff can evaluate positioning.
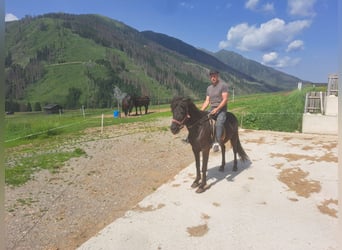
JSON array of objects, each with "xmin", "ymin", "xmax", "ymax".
[
  {"xmin": 208, "ymin": 115, "xmax": 226, "ymax": 142},
  {"xmin": 209, "ymin": 118, "xmax": 216, "ymax": 142}
]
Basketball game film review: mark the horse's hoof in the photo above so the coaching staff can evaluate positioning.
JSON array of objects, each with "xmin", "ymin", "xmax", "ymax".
[
  {"xmin": 233, "ymin": 166, "xmax": 238, "ymax": 172},
  {"xmin": 191, "ymin": 182, "xmax": 200, "ymax": 188},
  {"xmin": 196, "ymin": 184, "xmax": 211, "ymax": 193},
  {"xmin": 219, "ymin": 166, "xmax": 224, "ymax": 172}
]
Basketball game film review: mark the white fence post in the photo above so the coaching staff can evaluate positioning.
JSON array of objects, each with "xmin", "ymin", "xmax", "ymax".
[{"xmin": 101, "ymin": 114, "xmax": 104, "ymax": 134}]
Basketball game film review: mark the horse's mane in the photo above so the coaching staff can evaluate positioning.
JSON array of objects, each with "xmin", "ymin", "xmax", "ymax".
[
  {"xmin": 187, "ymin": 99, "xmax": 203, "ymax": 115},
  {"xmin": 171, "ymin": 96, "xmax": 206, "ymax": 118}
]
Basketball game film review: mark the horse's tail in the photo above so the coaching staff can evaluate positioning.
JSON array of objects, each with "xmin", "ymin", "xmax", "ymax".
[{"xmin": 236, "ymin": 136, "xmax": 249, "ymax": 162}]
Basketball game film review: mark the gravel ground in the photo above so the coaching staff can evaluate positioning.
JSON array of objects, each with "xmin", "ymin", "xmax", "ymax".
[{"xmin": 5, "ymin": 117, "xmax": 194, "ymax": 250}]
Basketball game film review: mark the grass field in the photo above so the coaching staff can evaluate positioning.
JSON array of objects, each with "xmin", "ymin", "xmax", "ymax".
[
  {"xmin": 229, "ymin": 90, "xmax": 306, "ymax": 132},
  {"xmin": 5, "ymin": 87, "xmax": 323, "ymax": 186}
]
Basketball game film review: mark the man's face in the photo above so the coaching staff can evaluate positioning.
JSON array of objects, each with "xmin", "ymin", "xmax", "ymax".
[{"xmin": 210, "ymin": 74, "xmax": 219, "ymax": 85}]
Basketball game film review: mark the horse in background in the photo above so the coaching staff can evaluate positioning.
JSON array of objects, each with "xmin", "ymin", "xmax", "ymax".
[
  {"xmin": 133, "ymin": 96, "xmax": 150, "ymax": 115},
  {"xmin": 122, "ymin": 95, "xmax": 134, "ymax": 116},
  {"xmin": 122, "ymin": 95, "xmax": 150, "ymax": 116}
]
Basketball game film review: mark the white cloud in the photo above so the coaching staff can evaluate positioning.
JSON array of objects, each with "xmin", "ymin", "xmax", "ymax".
[
  {"xmin": 288, "ymin": 0, "xmax": 316, "ymax": 17},
  {"xmin": 179, "ymin": 2, "xmax": 194, "ymax": 9},
  {"xmin": 262, "ymin": 52, "xmax": 301, "ymax": 68},
  {"xmin": 262, "ymin": 3, "xmax": 274, "ymax": 12},
  {"xmin": 219, "ymin": 18, "xmax": 311, "ymax": 52},
  {"xmin": 245, "ymin": 0, "xmax": 259, "ymax": 10},
  {"xmin": 5, "ymin": 13, "xmax": 19, "ymax": 22},
  {"xmin": 245, "ymin": 0, "xmax": 274, "ymax": 12},
  {"xmin": 262, "ymin": 51, "xmax": 278, "ymax": 64},
  {"xmin": 286, "ymin": 40, "xmax": 304, "ymax": 52}
]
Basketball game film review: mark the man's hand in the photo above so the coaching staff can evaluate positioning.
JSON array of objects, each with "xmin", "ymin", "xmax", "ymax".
[{"xmin": 210, "ymin": 108, "xmax": 219, "ymax": 115}]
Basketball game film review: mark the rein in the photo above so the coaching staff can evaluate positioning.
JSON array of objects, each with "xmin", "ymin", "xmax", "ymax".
[
  {"xmin": 187, "ymin": 113, "xmax": 211, "ymax": 129},
  {"xmin": 172, "ymin": 113, "xmax": 211, "ymax": 129}
]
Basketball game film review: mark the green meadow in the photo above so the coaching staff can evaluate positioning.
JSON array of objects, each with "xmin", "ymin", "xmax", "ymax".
[{"xmin": 5, "ymin": 87, "xmax": 322, "ymax": 186}]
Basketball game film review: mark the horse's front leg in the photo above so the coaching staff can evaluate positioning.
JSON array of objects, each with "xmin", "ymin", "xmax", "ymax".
[
  {"xmin": 219, "ymin": 144, "xmax": 226, "ymax": 172},
  {"xmin": 191, "ymin": 150, "xmax": 201, "ymax": 188},
  {"xmin": 196, "ymin": 148, "xmax": 210, "ymax": 193}
]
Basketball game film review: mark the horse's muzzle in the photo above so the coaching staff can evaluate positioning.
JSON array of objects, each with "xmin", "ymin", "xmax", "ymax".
[{"xmin": 170, "ymin": 123, "xmax": 181, "ymax": 134}]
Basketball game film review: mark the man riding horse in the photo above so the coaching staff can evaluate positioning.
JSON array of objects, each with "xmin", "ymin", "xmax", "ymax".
[
  {"xmin": 184, "ymin": 69, "xmax": 228, "ymax": 152},
  {"xmin": 201, "ymin": 70, "xmax": 228, "ymax": 152}
]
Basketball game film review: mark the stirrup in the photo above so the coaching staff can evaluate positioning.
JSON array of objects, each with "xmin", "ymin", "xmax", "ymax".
[{"xmin": 212, "ymin": 142, "xmax": 220, "ymax": 152}]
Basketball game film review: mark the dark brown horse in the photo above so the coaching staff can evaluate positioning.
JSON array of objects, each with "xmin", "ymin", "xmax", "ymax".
[
  {"xmin": 170, "ymin": 97, "xmax": 249, "ymax": 193},
  {"xmin": 122, "ymin": 94, "xmax": 134, "ymax": 116},
  {"xmin": 133, "ymin": 96, "xmax": 150, "ymax": 115},
  {"xmin": 122, "ymin": 95, "xmax": 150, "ymax": 116}
]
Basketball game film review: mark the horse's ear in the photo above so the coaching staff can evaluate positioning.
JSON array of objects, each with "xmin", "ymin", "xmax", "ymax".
[{"xmin": 183, "ymin": 97, "xmax": 192, "ymax": 103}]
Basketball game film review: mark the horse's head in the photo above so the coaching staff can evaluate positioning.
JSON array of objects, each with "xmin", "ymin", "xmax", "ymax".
[{"xmin": 170, "ymin": 97, "xmax": 190, "ymax": 134}]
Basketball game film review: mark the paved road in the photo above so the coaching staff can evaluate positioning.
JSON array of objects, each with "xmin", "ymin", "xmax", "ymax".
[{"xmin": 78, "ymin": 130, "xmax": 338, "ymax": 250}]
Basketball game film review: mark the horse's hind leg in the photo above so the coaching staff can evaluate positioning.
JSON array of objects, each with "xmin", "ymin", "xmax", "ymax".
[
  {"xmin": 219, "ymin": 144, "xmax": 226, "ymax": 172},
  {"xmin": 231, "ymin": 136, "xmax": 238, "ymax": 171}
]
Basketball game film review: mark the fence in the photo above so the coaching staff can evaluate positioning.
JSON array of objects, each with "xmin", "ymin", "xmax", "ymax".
[
  {"xmin": 5, "ymin": 110, "xmax": 305, "ymax": 144},
  {"xmin": 327, "ymin": 74, "xmax": 338, "ymax": 96},
  {"xmin": 304, "ymin": 91, "xmax": 324, "ymax": 114}
]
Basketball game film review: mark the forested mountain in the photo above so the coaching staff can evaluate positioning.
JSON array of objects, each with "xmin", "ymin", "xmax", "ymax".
[
  {"xmin": 141, "ymin": 30, "xmax": 302, "ymax": 92},
  {"xmin": 5, "ymin": 13, "xmax": 303, "ymax": 112},
  {"xmin": 140, "ymin": 31, "xmax": 256, "ymax": 81},
  {"xmin": 210, "ymin": 50, "xmax": 302, "ymax": 91}
]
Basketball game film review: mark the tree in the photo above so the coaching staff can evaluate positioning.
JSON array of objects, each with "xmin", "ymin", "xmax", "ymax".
[
  {"xmin": 5, "ymin": 51, "xmax": 13, "ymax": 67},
  {"xmin": 27, "ymin": 102, "xmax": 32, "ymax": 112},
  {"xmin": 65, "ymin": 87, "xmax": 82, "ymax": 109},
  {"xmin": 113, "ymin": 86, "xmax": 126, "ymax": 110},
  {"xmin": 25, "ymin": 58, "xmax": 46, "ymax": 84},
  {"xmin": 34, "ymin": 102, "xmax": 42, "ymax": 111}
]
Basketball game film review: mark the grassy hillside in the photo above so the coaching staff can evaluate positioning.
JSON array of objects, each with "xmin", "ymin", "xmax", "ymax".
[{"xmin": 5, "ymin": 14, "xmax": 184, "ymax": 109}]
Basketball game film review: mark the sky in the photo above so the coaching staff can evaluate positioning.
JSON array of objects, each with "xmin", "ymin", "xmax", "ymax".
[{"xmin": 5, "ymin": 0, "xmax": 339, "ymax": 83}]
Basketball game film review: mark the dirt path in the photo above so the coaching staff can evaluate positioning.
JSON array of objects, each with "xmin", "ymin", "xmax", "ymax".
[{"xmin": 5, "ymin": 117, "xmax": 194, "ymax": 250}]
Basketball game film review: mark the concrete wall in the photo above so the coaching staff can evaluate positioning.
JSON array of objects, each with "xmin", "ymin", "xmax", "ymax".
[
  {"xmin": 325, "ymin": 95, "xmax": 338, "ymax": 115},
  {"xmin": 302, "ymin": 113, "xmax": 338, "ymax": 135}
]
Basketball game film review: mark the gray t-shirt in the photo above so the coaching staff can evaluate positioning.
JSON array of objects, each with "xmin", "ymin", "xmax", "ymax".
[{"xmin": 206, "ymin": 81, "xmax": 228, "ymax": 109}]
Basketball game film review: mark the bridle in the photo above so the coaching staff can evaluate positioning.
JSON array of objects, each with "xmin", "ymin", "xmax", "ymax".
[
  {"xmin": 171, "ymin": 114, "xmax": 190, "ymax": 129},
  {"xmin": 172, "ymin": 112, "xmax": 212, "ymax": 129},
  {"xmin": 171, "ymin": 99, "xmax": 212, "ymax": 130}
]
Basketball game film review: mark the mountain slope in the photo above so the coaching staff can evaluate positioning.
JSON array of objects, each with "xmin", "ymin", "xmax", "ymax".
[
  {"xmin": 140, "ymin": 31, "xmax": 302, "ymax": 92},
  {"xmin": 141, "ymin": 31, "xmax": 256, "ymax": 81},
  {"xmin": 211, "ymin": 50, "xmax": 302, "ymax": 90},
  {"xmin": 5, "ymin": 13, "xmax": 303, "ymax": 111},
  {"xmin": 5, "ymin": 13, "xmax": 209, "ymax": 108}
]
